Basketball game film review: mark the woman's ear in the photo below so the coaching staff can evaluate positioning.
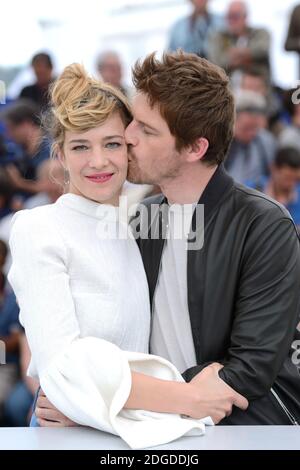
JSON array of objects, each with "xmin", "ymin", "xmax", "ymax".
[{"xmin": 57, "ymin": 148, "xmax": 67, "ymax": 170}]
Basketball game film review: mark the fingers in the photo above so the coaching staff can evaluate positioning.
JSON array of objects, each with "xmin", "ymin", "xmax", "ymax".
[
  {"xmin": 214, "ymin": 367, "xmax": 249, "ymax": 411},
  {"xmin": 35, "ymin": 400, "xmax": 77, "ymax": 427},
  {"xmin": 232, "ymin": 392, "xmax": 249, "ymax": 410},
  {"xmin": 36, "ymin": 395, "xmax": 53, "ymax": 410},
  {"xmin": 210, "ymin": 362, "xmax": 224, "ymax": 373},
  {"xmin": 37, "ymin": 418, "xmax": 65, "ymax": 428},
  {"xmin": 36, "ymin": 406, "xmax": 64, "ymax": 422}
]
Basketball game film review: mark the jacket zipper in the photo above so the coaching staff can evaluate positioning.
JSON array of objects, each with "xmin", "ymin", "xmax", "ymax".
[{"xmin": 270, "ymin": 387, "xmax": 298, "ymax": 425}]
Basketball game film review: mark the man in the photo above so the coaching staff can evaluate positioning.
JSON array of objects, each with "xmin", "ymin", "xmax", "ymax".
[
  {"xmin": 2, "ymin": 99, "xmax": 50, "ymax": 198},
  {"xmin": 279, "ymin": 88, "xmax": 300, "ymax": 153},
  {"xmin": 125, "ymin": 51, "xmax": 300, "ymax": 425},
  {"xmin": 36, "ymin": 51, "xmax": 300, "ymax": 425},
  {"xmin": 285, "ymin": 4, "xmax": 300, "ymax": 79},
  {"xmin": 168, "ymin": 0, "xmax": 222, "ymax": 59},
  {"xmin": 19, "ymin": 52, "xmax": 54, "ymax": 112},
  {"xmin": 239, "ymin": 68, "xmax": 284, "ymax": 133},
  {"xmin": 96, "ymin": 51, "xmax": 129, "ymax": 98},
  {"xmin": 208, "ymin": 1, "xmax": 270, "ymax": 84},
  {"xmin": 224, "ymin": 89, "xmax": 276, "ymax": 184},
  {"xmin": 246, "ymin": 147, "xmax": 300, "ymax": 229}
]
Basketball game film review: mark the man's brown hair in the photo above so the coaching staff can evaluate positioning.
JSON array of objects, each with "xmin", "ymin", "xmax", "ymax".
[{"xmin": 132, "ymin": 50, "xmax": 235, "ymax": 165}]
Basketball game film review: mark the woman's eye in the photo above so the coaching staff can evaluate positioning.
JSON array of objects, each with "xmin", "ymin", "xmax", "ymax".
[
  {"xmin": 72, "ymin": 145, "xmax": 88, "ymax": 151},
  {"xmin": 105, "ymin": 142, "xmax": 121, "ymax": 149}
]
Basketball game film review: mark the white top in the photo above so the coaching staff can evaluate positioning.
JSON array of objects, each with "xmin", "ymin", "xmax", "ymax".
[
  {"xmin": 8, "ymin": 193, "xmax": 212, "ymax": 450},
  {"xmin": 150, "ymin": 204, "xmax": 197, "ymax": 374}
]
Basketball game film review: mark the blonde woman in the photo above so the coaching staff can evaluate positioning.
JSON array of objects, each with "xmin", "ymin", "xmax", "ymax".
[{"xmin": 8, "ymin": 64, "xmax": 246, "ymax": 449}]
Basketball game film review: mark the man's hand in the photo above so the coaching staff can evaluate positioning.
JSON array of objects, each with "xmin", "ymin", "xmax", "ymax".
[
  {"xmin": 35, "ymin": 389, "xmax": 77, "ymax": 427},
  {"xmin": 185, "ymin": 363, "xmax": 249, "ymax": 424}
]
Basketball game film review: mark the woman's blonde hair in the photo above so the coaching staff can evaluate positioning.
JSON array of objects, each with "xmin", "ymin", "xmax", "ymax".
[{"xmin": 44, "ymin": 63, "xmax": 132, "ymax": 158}]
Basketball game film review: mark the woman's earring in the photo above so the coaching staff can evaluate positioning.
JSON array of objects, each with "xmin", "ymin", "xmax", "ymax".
[{"xmin": 63, "ymin": 168, "xmax": 70, "ymax": 186}]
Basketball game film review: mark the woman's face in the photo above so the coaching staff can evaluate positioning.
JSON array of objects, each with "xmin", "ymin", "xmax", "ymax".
[{"xmin": 62, "ymin": 113, "xmax": 128, "ymax": 205}]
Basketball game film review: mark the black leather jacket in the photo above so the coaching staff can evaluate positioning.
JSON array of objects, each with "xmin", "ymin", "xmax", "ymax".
[{"xmin": 133, "ymin": 164, "xmax": 300, "ymax": 425}]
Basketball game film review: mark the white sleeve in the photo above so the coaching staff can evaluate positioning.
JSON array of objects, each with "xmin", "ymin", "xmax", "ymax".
[{"xmin": 8, "ymin": 210, "xmax": 212, "ymax": 449}]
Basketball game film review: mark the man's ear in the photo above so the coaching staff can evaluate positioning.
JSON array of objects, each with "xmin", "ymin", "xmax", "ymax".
[{"xmin": 186, "ymin": 137, "xmax": 209, "ymax": 163}]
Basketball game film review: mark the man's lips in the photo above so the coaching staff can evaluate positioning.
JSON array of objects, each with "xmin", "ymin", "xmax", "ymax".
[{"xmin": 85, "ymin": 173, "xmax": 114, "ymax": 183}]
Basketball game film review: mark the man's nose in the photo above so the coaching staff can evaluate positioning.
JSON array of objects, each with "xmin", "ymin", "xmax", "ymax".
[{"xmin": 125, "ymin": 121, "xmax": 138, "ymax": 146}]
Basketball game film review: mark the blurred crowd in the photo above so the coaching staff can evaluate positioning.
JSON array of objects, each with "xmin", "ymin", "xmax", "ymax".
[{"xmin": 1, "ymin": 0, "xmax": 300, "ymax": 426}]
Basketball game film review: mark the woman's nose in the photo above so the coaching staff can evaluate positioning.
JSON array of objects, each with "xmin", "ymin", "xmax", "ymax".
[{"xmin": 88, "ymin": 150, "xmax": 109, "ymax": 168}]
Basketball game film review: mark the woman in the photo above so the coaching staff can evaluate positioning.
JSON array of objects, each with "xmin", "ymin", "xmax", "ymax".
[{"xmin": 8, "ymin": 64, "xmax": 217, "ymax": 449}]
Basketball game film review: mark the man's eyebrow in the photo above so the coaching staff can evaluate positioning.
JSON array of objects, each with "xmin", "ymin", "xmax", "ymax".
[{"xmin": 136, "ymin": 120, "xmax": 159, "ymax": 132}]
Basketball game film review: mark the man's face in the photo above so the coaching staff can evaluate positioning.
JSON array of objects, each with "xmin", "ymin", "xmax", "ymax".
[
  {"xmin": 272, "ymin": 166, "xmax": 300, "ymax": 193},
  {"xmin": 33, "ymin": 60, "xmax": 52, "ymax": 86},
  {"xmin": 99, "ymin": 56, "xmax": 122, "ymax": 88},
  {"xmin": 6, "ymin": 120, "xmax": 31, "ymax": 146},
  {"xmin": 191, "ymin": 0, "xmax": 208, "ymax": 13},
  {"xmin": 241, "ymin": 74, "xmax": 267, "ymax": 97},
  {"xmin": 234, "ymin": 112, "xmax": 261, "ymax": 144},
  {"xmin": 227, "ymin": 2, "xmax": 247, "ymax": 36},
  {"xmin": 125, "ymin": 93, "xmax": 183, "ymax": 185}
]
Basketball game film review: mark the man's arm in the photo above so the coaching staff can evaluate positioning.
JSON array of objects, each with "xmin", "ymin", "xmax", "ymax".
[
  {"xmin": 6, "ymin": 165, "xmax": 45, "ymax": 194},
  {"xmin": 182, "ymin": 213, "xmax": 300, "ymax": 401}
]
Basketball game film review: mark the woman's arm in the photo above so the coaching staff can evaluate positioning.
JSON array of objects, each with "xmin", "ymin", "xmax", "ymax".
[
  {"xmin": 35, "ymin": 364, "xmax": 248, "ymax": 426},
  {"xmin": 19, "ymin": 333, "xmax": 39, "ymax": 397},
  {"xmin": 125, "ymin": 367, "xmax": 248, "ymax": 420}
]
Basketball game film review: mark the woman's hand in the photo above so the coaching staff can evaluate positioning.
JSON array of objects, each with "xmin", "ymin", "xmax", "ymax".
[
  {"xmin": 184, "ymin": 363, "xmax": 249, "ymax": 424},
  {"xmin": 35, "ymin": 389, "xmax": 77, "ymax": 427}
]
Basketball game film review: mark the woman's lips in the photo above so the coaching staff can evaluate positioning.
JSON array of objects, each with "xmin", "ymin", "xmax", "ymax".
[{"xmin": 85, "ymin": 173, "xmax": 113, "ymax": 183}]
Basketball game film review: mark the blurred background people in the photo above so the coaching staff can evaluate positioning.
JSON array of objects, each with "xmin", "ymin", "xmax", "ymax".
[
  {"xmin": 23, "ymin": 158, "xmax": 64, "ymax": 209},
  {"xmin": 168, "ymin": 0, "xmax": 223, "ymax": 58},
  {"xmin": 0, "ymin": 159, "xmax": 65, "ymax": 278},
  {"xmin": 19, "ymin": 52, "xmax": 54, "ymax": 112},
  {"xmin": 0, "ymin": 240, "xmax": 8, "ymax": 305},
  {"xmin": 279, "ymin": 88, "xmax": 300, "ymax": 152},
  {"xmin": 285, "ymin": 4, "xmax": 300, "ymax": 79},
  {"xmin": 247, "ymin": 147, "xmax": 300, "ymax": 229},
  {"xmin": 96, "ymin": 51, "xmax": 129, "ymax": 97},
  {"xmin": 225, "ymin": 89, "xmax": 276, "ymax": 183},
  {"xmin": 208, "ymin": 1, "xmax": 270, "ymax": 86},
  {"xmin": 3, "ymin": 333, "xmax": 39, "ymax": 426},
  {"xmin": 0, "ymin": 169, "xmax": 14, "ymax": 220},
  {"xmin": 2, "ymin": 99, "xmax": 50, "ymax": 199},
  {"xmin": 238, "ymin": 68, "xmax": 285, "ymax": 134},
  {"xmin": 0, "ymin": 287, "xmax": 21, "ymax": 425}
]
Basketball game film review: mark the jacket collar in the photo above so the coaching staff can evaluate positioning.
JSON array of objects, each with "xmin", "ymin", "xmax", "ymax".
[{"xmin": 158, "ymin": 164, "xmax": 234, "ymax": 226}]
